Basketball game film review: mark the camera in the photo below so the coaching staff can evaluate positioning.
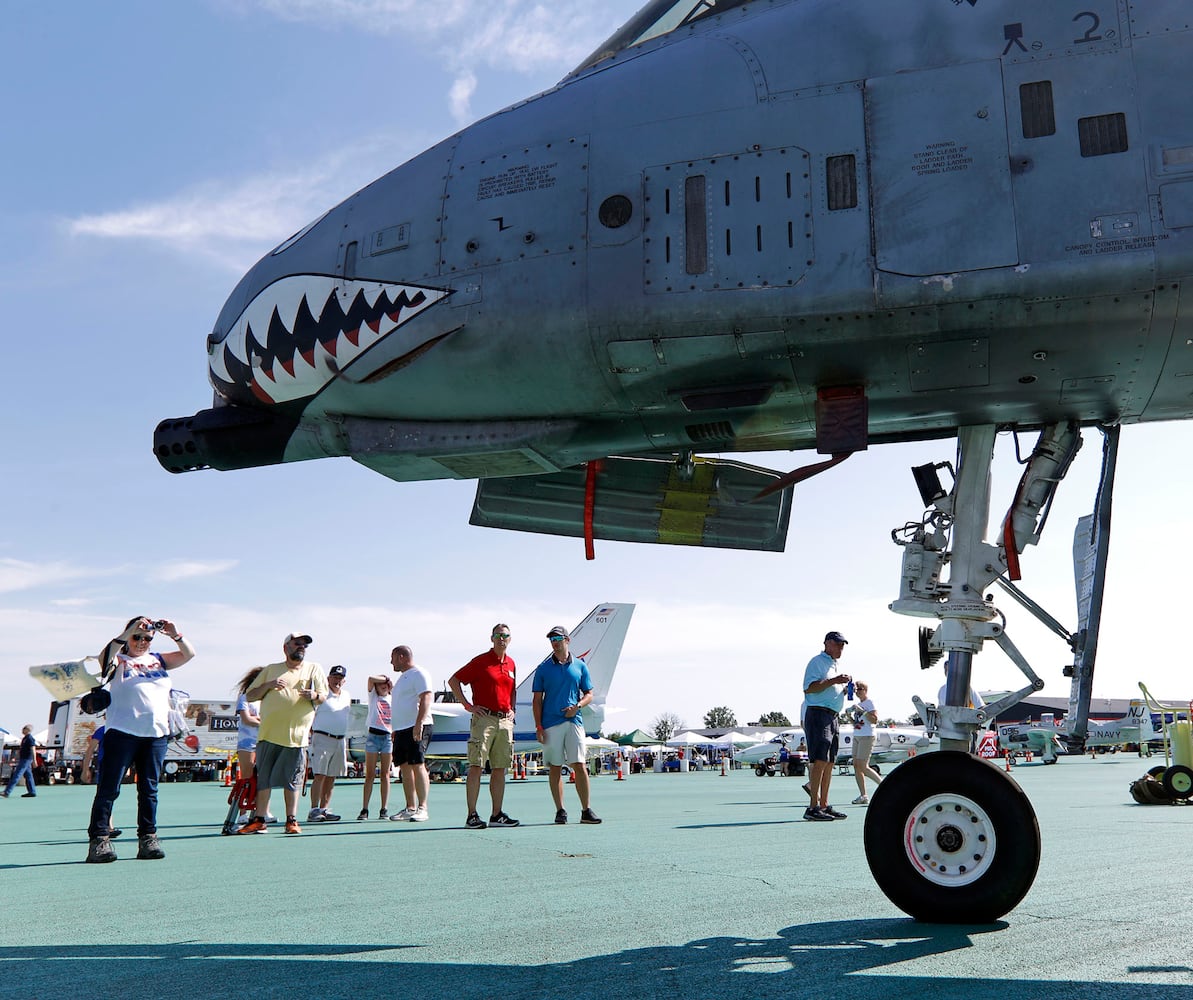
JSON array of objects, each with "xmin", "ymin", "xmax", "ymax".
[{"xmin": 150, "ymin": 620, "xmax": 169, "ymax": 631}]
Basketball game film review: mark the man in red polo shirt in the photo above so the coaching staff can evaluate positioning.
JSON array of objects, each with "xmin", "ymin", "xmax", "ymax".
[{"xmin": 449, "ymin": 624, "xmax": 520, "ymax": 830}]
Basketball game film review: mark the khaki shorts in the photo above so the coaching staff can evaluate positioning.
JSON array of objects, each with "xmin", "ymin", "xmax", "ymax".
[
  {"xmin": 852, "ymin": 734, "xmax": 876, "ymax": 768},
  {"xmin": 468, "ymin": 712, "xmax": 514, "ymax": 770},
  {"xmin": 309, "ymin": 732, "xmax": 347, "ymax": 777}
]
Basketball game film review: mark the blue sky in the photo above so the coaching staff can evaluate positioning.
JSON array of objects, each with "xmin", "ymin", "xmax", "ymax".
[{"xmin": 2, "ymin": 0, "xmax": 1188, "ymax": 742}]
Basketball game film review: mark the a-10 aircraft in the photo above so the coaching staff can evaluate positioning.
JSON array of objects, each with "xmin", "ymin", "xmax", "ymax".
[{"xmin": 154, "ymin": 0, "xmax": 1193, "ymax": 922}]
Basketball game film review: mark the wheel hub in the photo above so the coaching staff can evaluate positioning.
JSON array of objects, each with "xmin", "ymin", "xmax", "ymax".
[{"xmin": 903, "ymin": 792, "xmax": 997, "ymax": 887}]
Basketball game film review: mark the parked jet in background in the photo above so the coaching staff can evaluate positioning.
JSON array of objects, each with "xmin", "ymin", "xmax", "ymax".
[
  {"xmin": 1081, "ymin": 700, "xmax": 1162, "ymax": 750},
  {"xmin": 425, "ymin": 603, "xmax": 633, "ymax": 757}
]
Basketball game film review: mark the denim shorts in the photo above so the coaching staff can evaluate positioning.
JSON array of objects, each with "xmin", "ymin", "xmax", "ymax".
[{"xmin": 365, "ymin": 730, "xmax": 392, "ymax": 755}]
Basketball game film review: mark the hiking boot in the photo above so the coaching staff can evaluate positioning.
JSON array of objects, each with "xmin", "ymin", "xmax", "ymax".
[
  {"xmin": 580, "ymin": 808, "xmax": 602, "ymax": 825},
  {"xmin": 852, "ymin": 795, "xmax": 869, "ymax": 805},
  {"xmin": 489, "ymin": 812, "xmax": 520, "ymax": 828},
  {"xmin": 825, "ymin": 807, "xmax": 848, "ymax": 820},
  {"xmin": 137, "ymin": 833, "xmax": 165, "ymax": 860},
  {"xmin": 86, "ymin": 837, "xmax": 117, "ymax": 863},
  {"xmin": 378, "ymin": 808, "xmax": 389, "ymax": 820},
  {"xmin": 409, "ymin": 806, "xmax": 428, "ymax": 822},
  {"xmin": 804, "ymin": 806, "xmax": 833, "ymax": 822},
  {"xmin": 465, "ymin": 812, "xmax": 487, "ymax": 829},
  {"xmin": 284, "ymin": 819, "xmax": 302, "ymax": 834},
  {"xmin": 555, "ymin": 808, "xmax": 568, "ymax": 825},
  {"xmin": 237, "ymin": 817, "xmax": 269, "ymax": 834}
]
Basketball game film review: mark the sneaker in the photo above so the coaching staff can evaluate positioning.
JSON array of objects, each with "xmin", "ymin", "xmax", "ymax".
[
  {"xmin": 392, "ymin": 807, "xmax": 416, "ymax": 822},
  {"xmin": 357, "ymin": 809, "xmax": 369, "ymax": 821},
  {"xmin": 0, "ymin": 791, "xmax": 8, "ymax": 798},
  {"xmin": 378, "ymin": 808, "xmax": 389, "ymax": 820},
  {"xmin": 555, "ymin": 808, "xmax": 568, "ymax": 825},
  {"xmin": 86, "ymin": 837, "xmax": 117, "ymax": 863},
  {"xmin": 137, "ymin": 833, "xmax": 165, "ymax": 860},
  {"xmin": 465, "ymin": 812, "xmax": 487, "ymax": 829},
  {"xmin": 825, "ymin": 807, "xmax": 848, "ymax": 820},
  {"xmin": 321, "ymin": 812, "xmax": 341, "ymax": 823},
  {"xmin": 409, "ymin": 806, "xmax": 428, "ymax": 822},
  {"xmin": 284, "ymin": 819, "xmax": 302, "ymax": 834},
  {"xmin": 580, "ymin": 808, "xmax": 602, "ymax": 825},
  {"xmin": 307, "ymin": 808, "xmax": 326, "ymax": 823},
  {"xmin": 489, "ymin": 812, "xmax": 520, "ymax": 828},
  {"xmin": 236, "ymin": 812, "xmax": 250, "ymax": 825},
  {"xmin": 20, "ymin": 793, "xmax": 35, "ymax": 798},
  {"xmin": 804, "ymin": 806, "xmax": 833, "ymax": 822},
  {"xmin": 263, "ymin": 814, "xmax": 278, "ymax": 825},
  {"xmin": 852, "ymin": 795, "xmax": 869, "ymax": 805},
  {"xmin": 237, "ymin": 817, "xmax": 269, "ymax": 834}
]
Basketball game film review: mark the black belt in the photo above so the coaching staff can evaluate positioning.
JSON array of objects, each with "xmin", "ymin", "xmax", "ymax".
[
  {"xmin": 368, "ymin": 727, "xmax": 390, "ymax": 736},
  {"xmin": 475, "ymin": 706, "xmax": 512, "ymax": 719},
  {"xmin": 312, "ymin": 730, "xmax": 345, "ymax": 740}
]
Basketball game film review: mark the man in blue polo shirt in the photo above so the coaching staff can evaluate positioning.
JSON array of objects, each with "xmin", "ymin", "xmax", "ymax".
[
  {"xmin": 532, "ymin": 625, "xmax": 601, "ymax": 825},
  {"xmin": 802, "ymin": 631, "xmax": 852, "ymax": 821}
]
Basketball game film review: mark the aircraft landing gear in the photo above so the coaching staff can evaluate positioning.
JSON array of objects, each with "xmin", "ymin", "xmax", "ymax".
[{"xmin": 864, "ymin": 751, "xmax": 1040, "ymax": 923}]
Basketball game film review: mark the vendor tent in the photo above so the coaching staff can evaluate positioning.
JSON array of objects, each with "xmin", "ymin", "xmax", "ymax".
[
  {"xmin": 616, "ymin": 729, "xmax": 662, "ymax": 746},
  {"xmin": 666, "ymin": 731, "xmax": 712, "ymax": 747}
]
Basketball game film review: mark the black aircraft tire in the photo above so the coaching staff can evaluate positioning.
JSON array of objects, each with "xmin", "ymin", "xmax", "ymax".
[
  {"xmin": 1162, "ymin": 764, "xmax": 1193, "ymax": 799},
  {"xmin": 863, "ymin": 751, "xmax": 1040, "ymax": 923},
  {"xmin": 1148, "ymin": 764, "xmax": 1168, "ymax": 779}
]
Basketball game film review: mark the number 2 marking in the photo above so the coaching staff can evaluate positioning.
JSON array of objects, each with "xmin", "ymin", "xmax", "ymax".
[{"xmin": 1074, "ymin": 11, "xmax": 1102, "ymax": 44}]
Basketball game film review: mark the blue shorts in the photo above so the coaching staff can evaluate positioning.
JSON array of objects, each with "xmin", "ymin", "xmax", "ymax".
[
  {"xmin": 804, "ymin": 706, "xmax": 839, "ymax": 763},
  {"xmin": 365, "ymin": 730, "xmax": 392, "ymax": 755}
]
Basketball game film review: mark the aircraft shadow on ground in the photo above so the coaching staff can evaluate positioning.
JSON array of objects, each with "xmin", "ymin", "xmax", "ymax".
[{"xmin": 5, "ymin": 920, "xmax": 1191, "ymax": 1000}]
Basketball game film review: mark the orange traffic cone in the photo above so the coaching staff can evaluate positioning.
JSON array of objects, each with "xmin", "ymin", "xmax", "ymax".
[
  {"xmin": 616, "ymin": 764, "xmax": 625, "ymax": 781},
  {"xmin": 1004, "ymin": 751, "xmax": 1013, "ymax": 772}
]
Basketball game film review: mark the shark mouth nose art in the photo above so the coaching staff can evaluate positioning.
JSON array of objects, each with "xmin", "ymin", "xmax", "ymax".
[{"xmin": 209, "ymin": 275, "xmax": 451, "ymax": 406}]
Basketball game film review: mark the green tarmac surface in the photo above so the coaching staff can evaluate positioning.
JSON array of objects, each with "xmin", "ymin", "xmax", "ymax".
[{"xmin": 2, "ymin": 755, "xmax": 1192, "ymax": 1000}]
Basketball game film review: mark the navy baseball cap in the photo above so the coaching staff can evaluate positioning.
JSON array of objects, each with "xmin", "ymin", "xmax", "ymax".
[{"xmin": 824, "ymin": 631, "xmax": 848, "ymax": 644}]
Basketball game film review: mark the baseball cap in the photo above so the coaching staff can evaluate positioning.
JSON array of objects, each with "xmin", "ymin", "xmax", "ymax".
[
  {"xmin": 824, "ymin": 631, "xmax": 848, "ymax": 644},
  {"xmin": 329, "ymin": 665, "xmax": 347, "ymax": 677},
  {"xmin": 546, "ymin": 625, "xmax": 570, "ymax": 639},
  {"xmin": 285, "ymin": 632, "xmax": 313, "ymax": 645}
]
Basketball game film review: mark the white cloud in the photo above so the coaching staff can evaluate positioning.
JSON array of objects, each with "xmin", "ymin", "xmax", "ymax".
[
  {"xmin": 152, "ymin": 560, "xmax": 239, "ymax": 582},
  {"xmin": 0, "ymin": 558, "xmax": 96, "ymax": 595},
  {"xmin": 449, "ymin": 71, "xmax": 478, "ymax": 123}
]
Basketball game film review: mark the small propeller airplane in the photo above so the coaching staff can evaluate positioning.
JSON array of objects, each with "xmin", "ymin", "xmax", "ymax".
[{"xmin": 154, "ymin": 0, "xmax": 1193, "ymax": 922}]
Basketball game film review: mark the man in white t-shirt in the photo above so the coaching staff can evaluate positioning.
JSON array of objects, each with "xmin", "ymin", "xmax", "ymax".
[
  {"xmin": 389, "ymin": 646, "xmax": 434, "ymax": 822},
  {"xmin": 308, "ymin": 665, "xmax": 352, "ymax": 823}
]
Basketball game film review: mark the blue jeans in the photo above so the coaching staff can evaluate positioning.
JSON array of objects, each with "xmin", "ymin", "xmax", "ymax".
[
  {"xmin": 87, "ymin": 729, "xmax": 167, "ymax": 839},
  {"xmin": 4, "ymin": 757, "xmax": 35, "ymax": 796}
]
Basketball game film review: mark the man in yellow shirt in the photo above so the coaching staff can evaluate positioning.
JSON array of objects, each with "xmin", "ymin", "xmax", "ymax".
[{"xmin": 237, "ymin": 632, "xmax": 328, "ymax": 835}]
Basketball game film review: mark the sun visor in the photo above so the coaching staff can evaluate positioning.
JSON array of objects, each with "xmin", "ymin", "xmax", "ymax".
[{"xmin": 469, "ymin": 455, "xmax": 792, "ymax": 552}]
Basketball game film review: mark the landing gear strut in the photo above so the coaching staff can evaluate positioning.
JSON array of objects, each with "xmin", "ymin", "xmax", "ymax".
[{"xmin": 866, "ymin": 422, "xmax": 1089, "ymax": 921}]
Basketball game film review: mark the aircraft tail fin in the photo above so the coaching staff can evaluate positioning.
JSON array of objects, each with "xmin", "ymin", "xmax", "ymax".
[{"xmin": 516, "ymin": 603, "xmax": 635, "ymax": 714}]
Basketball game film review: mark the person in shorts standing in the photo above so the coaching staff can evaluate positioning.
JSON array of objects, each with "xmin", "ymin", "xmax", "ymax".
[
  {"xmin": 849, "ymin": 680, "xmax": 883, "ymax": 804},
  {"xmin": 532, "ymin": 626, "xmax": 601, "ymax": 825},
  {"xmin": 389, "ymin": 646, "xmax": 433, "ymax": 822},
  {"xmin": 359, "ymin": 672, "xmax": 393, "ymax": 820},
  {"xmin": 236, "ymin": 632, "xmax": 326, "ymax": 836},
  {"xmin": 802, "ymin": 631, "xmax": 851, "ymax": 822},
  {"xmin": 449, "ymin": 623, "xmax": 520, "ymax": 830},
  {"xmin": 308, "ymin": 665, "xmax": 351, "ymax": 823}
]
